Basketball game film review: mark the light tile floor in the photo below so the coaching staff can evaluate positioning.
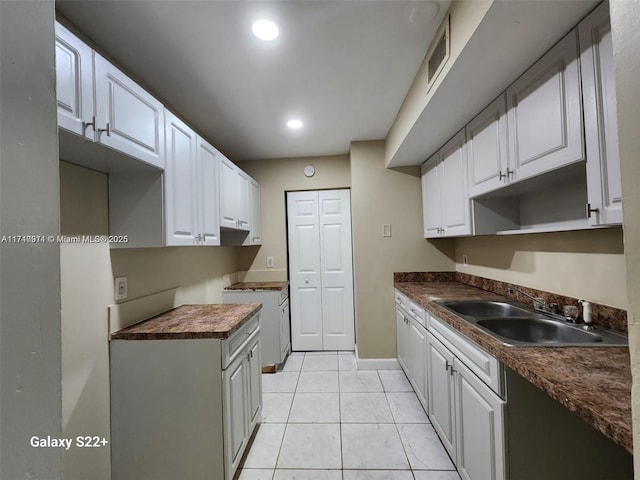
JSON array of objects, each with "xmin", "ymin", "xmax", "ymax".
[{"xmin": 238, "ymin": 351, "xmax": 461, "ymax": 480}]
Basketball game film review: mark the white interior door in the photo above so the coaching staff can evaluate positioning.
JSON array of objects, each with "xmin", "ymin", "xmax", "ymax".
[
  {"xmin": 287, "ymin": 191, "xmax": 323, "ymax": 351},
  {"xmin": 318, "ymin": 190, "xmax": 355, "ymax": 350},
  {"xmin": 287, "ymin": 189, "xmax": 355, "ymax": 351}
]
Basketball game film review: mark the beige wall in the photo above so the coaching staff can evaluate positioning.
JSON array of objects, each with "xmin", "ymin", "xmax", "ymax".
[
  {"xmin": 236, "ymin": 155, "xmax": 351, "ymax": 282},
  {"xmin": 609, "ymin": 0, "xmax": 640, "ymax": 470},
  {"xmin": 351, "ymin": 141, "xmax": 455, "ymax": 358},
  {"xmin": 59, "ymin": 163, "xmax": 240, "ymax": 480},
  {"xmin": 455, "ymin": 228, "xmax": 627, "ymax": 308},
  {"xmin": 385, "ymin": 0, "xmax": 492, "ymax": 165}
]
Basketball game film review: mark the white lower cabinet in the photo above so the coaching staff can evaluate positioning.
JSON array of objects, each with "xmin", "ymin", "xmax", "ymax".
[
  {"xmin": 455, "ymin": 357, "xmax": 506, "ymax": 480},
  {"xmin": 408, "ymin": 317, "xmax": 428, "ymax": 407},
  {"xmin": 223, "ymin": 285, "xmax": 290, "ymax": 366},
  {"xmin": 223, "ymin": 332, "xmax": 262, "ymax": 477},
  {"xmin": 395, "ymin": 290, "xmax": 428, "ymax": 410},
  {"xmin": 110, "ymin": 315, "xmax": 261, "ymax": 480},
  {"xmin": 279, "ymin": 298, "xmax": 291, "ymax": 360},
  {"xmin": 426, "ymin": 317, "xmax": 506, "ymax": 480},
  {"xmin": 426, "ymin": 331, "xmax": 456, "ymax": 457}
]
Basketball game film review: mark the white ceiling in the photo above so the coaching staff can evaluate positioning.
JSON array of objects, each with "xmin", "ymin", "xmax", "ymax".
[{"xmin": 56, "ymin": 0, "xmax": 451, "ymax": 162}]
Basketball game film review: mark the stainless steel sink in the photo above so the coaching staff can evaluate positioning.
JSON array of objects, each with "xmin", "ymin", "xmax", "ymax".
[
  {"xmin": 437, "ymin": 300, "xmax": 531, "ymax": 318},
  {"xmin": 476, "ymin": 317, "xmax": 604, "ymax": 344},
  {"xmin": 436, "ymin": 300, "xmax": 628, "ymax": 347}
]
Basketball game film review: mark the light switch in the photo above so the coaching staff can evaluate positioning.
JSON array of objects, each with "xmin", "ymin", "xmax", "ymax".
[
  {"xmin": 266, "ymin": 256, "xmax": 274, "ymax": 268},
  {"xmin": 382, "ymin": 224, "xmax": 392, "ymax": 237}
]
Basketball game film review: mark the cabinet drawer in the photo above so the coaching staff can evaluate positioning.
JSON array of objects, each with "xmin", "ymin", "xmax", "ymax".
[
  {"xmin": 395, "ymin": 290, "xmax": 426, "ymax": 328},
  {"xmin": 222, "ymin": 314, "xmax": 260, "ymax": 369},
  {"xmin": 427, "ymin": 313, "xmax": 503, "ymax": 397}
]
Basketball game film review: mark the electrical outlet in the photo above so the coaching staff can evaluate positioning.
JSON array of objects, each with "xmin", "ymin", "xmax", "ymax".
[
  {"xmin": 115, "ymin": 277, "xmax": 128, "ymax": 301},
  {"xmin": 266, "ymin": 256, "xmax": 274, "ymax": 268},
  {"xmin": 462, "ymin": 254, "xmax": 469, "ymax": 267}
]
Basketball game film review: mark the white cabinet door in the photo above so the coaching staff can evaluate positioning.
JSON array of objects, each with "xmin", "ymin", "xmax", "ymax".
[
  {"xmin": 427, "ymin": 332, "xmax": 456, "ymax": 459},
  {"xmin": 237, "ymin": 169, "xmax": 251, "ymax": 231},
  {"xmin": 467, "ymin": 94, "xmax": 510, "ymax": 197},
  {"xmin": 94, "ymin": 54, "xmax": 165, "ymax": 169},
  {"xmin": 455, "ymin": 358, "xmax": 506, "ymax": 480},
  {"xmin": 165, "ymin": 110, "xmax": 198, "ymax": 246},
  {"xmin": 55, "ymin": 23, "xmax": 94, "ymax": 138},
  {"xmin": 396, "ymin": 306, "xmax": 410, "ymax": 374},
  {"xmin": 506, "ymin": 30, "xmax": 583, "ymax": 181},
  {"xmin": 220, "ymin": 156, "xmax": 239, "ymax": 229},
  {"xmin": 440, "ymin": 130, "xmax": 472, "ymax": 236},
  {"xmin": 223, "ymin": 353, "xmax": 249, "ymax": 478},
  {"xmin": 280, "ymin": 299, "xmax": 291, "ymax": 361},
  {"xmin": 247, "ymin": 336, "xmax": 262, "ymax": 432},
  {"xmin": 580, "ymin": 2, "xmax": 623, "ymax": 226},
  {"xmin": 421, "ymin": 154, "xmax": 442, "ymax": 238},
  {"xmin": 408, "ymin": 318, "xmax": 428, "ymax": 409},
  {"xmin": 196, "ymin": 138, "xmax": 221, "ymax": 246},
  {"xmin": 248, "ymin": 179, "xmax": 262, "ymax": 245}
]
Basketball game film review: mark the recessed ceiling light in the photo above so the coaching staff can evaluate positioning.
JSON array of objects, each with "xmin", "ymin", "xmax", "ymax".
[
  {"xmin": 287, "ymin": 119, "xmax": 303, "ymax": 129},
  {"xmin": 252, "ymin": 19, "xmax": 279, "ymax": 41}
]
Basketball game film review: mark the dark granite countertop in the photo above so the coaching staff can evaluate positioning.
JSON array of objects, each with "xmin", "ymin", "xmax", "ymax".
[
  {"xmin": 395, "ymin": 280, "xmax": 632, "ymax": 454},
  {"xmin": 110, "ymin": 303, "xmax": 262, "ymax": 340},
  {"xmin": 225, "ymin": 281, "xmax": 288, "ymax": 292}
]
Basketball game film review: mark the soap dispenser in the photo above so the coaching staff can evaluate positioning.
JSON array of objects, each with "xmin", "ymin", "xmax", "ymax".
[{"xmin": 578, "ymin": 299, "xmax": 594, "ymax": 330}]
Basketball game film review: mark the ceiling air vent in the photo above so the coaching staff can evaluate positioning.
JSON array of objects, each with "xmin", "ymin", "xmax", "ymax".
[{"xmin": 426, "ymin": 14, "xmax": 450, "ymax": 93}]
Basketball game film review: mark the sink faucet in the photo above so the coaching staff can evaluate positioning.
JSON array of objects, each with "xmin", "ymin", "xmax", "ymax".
[{"xmin": 506, "ymin": 286, "xmax": 547, "ymax": 312}]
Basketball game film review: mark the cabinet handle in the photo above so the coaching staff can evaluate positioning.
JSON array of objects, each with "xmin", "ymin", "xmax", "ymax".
[
  {"xmin": 586, "ymin": 203, "xmax": 600, "ymax": 218},
  {"xmin": 499, "ymin": 169, "xmax": 514, "ymax": 181},
  {"xmin": 445, "ymin": 360, "xmax": 454, "ymax": 375},
  {"xmin": 98, "ymin": 122, "xmax": 111, "ymax": 137},
  {"xmin": 83, "ymin": 115, "xmax": 96, "ymax": 133}
]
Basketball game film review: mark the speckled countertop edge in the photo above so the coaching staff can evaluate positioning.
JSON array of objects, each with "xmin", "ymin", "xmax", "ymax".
[
  {"xmin": 395, "ymin": 281, "xmax": 632, "ymax": 454},
  {"xmin": 110, "ymin": 303, "xmax": 262, "ymax": 340},
  {"xmin": 224, "ymin": 281, "xmax": 288, "ymax": 292}
]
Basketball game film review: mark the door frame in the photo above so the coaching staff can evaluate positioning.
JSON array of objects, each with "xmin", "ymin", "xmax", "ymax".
[{"xmin": 285, "ymin": 188, "xmax": 356, "ymax": 352}]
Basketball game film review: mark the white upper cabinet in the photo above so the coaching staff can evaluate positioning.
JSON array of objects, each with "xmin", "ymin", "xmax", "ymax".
[
  {"xmin": 94, "ymin": 55, "xmax": 165, "ymax": 170},
  {"xmin": 220, "ymin": 157, "xmax": 258, "ymax": 235},
  {"xmin": 197, "ymin": 138, "xmax": 222, "ymax": 246},
  {"xmin": 220, "ymin": 156, "xmax": 241, "ymax": 230},
  {"xmin": 55, "ymin": 22, "xmax": 165, "ymax": 170},
  {"xmin": 440, "ymin": 130, "xmax": 471, "ymax": 236},
  {"xmin": 579, "ymin": 2, "xmax": 623, "ymax": 226},
  {"xmin": 506, "ymin": 30, "xmax": 584, "ymax": 181},
  {"xmin": 422, "ymin": 130, "xmax": 472, "ymax": 238},
  {"xmin": 422, "ymin": 153, "xmax": 442, "ymax": 238},
  {"xmin": 246, "ymin": 178, "xmax": 262, "ymax": 245},
  {"xmin": 165, "ymin": 111, "xmax": 198, "ymax": 245},
  {"xmin": 466, "ymin": 94, "xmax": 509, "ymax": 197},
  {"xmin": 55, "ymin": 23, "xmax": 94, "ymax": 139},
  {"xmin": 165, "ymin": 110, "xmax": 220, "ymax": 246},
  {"xmin": 236, "ymin": 169, "xmax": 251, "ymax": 231}
]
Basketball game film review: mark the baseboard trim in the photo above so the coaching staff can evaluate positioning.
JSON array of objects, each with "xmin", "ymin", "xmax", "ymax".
[{"xmin": 355, "ymin": 345, "xmax": 401, "ymax": 370}]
